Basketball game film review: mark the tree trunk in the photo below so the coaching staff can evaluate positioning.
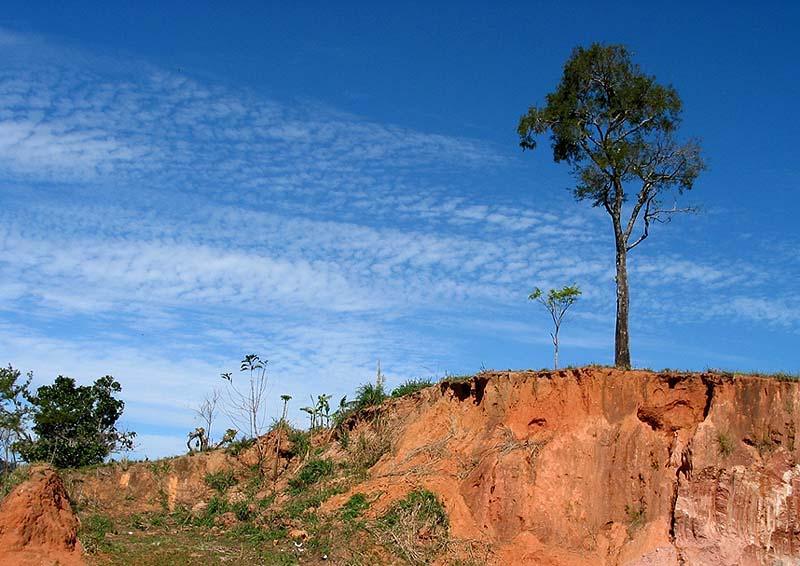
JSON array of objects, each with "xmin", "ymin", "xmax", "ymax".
[
  {"xmin": 614, "ymin": 242, "xmax": 632, "ymax": 368},
  {"xmin": 552, "ymin": 331, "xmax": 559, "ymax": 370}
]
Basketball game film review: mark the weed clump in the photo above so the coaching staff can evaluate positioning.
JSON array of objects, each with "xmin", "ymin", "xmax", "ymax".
[
  {"xmin": 79, "ymin": 514, "xmax": 115, "ymax": 554},
  {"xmin": 288, "ymin": 458, "xmax": 334, "ymax": 493},
  {"xmin": 286, "ymin": 427, "xmax": 310, "ymax": 458},
  {"xmin": 226, "ymin": 437, "xmax": 256, "ymax": 457},
  {"xmin": 625, "ymin": 503, "xmax": 646, "ymax": 535},
  {"xmin": 379, "ymin": 489, "xmax": 449, "ymax": 564},
  {"xmin": 717, "ymin": 432, "xmax": 735, "ymax": 457},
  {"xmin": 204, "ymin": 469, "xmax": 237, "ymax": 494},
  {"xmin": 340, "ymin": 492, "xmax": 369, "ymax": 521}
]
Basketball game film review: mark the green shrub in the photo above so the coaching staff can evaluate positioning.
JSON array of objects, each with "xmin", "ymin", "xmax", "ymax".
[
  {"xmin": 288, "ymin": 458, "xmax": 334, "ymax": 493},
  {"xmin": 391, "ymin": 379, "xmax": 433, "ymax": 398},
  {"xmin": 204, "ymin": 469, "xmax": 237, "ymax": 493},
  {"xmin": 340, "ymin": 493, "xmax": 369, "ymax": 521}
]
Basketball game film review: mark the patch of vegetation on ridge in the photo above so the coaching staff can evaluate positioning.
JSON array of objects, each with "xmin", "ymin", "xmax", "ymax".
[{"xmin": 391, "ymin": 379, "xmax": 433, "ymax": 398}]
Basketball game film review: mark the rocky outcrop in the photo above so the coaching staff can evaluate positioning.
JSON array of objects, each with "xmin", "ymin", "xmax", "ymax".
[
  {"xmin": 326, "ymin": 368, "xmax": 800, "ymax": 565},
  {"xmin": 0, "ymin": 465, "xmax": 84, "ymax": 565}
]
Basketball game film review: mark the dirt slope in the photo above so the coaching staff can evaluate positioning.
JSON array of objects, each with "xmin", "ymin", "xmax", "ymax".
[
  {"xmin": 0, "ymin": 465, "xmax": 84, "ymax": 566},
  {"xmin": 66, "ymin": 368, "xmax": 800, "ymax": 565},
  {"xmin": 327, "ymin": 368, "xmax": 800, "ymax": 565}
]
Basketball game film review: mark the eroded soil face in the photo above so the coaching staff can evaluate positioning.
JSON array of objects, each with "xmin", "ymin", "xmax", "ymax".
[{"xmin": 40, "ymin": 368, "xmax": 800, "ymax": 565}]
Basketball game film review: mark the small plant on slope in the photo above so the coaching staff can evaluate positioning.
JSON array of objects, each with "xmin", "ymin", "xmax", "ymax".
[{"xmin": 529, "ymin": 285, "xmax": 581, "ymax": 370}]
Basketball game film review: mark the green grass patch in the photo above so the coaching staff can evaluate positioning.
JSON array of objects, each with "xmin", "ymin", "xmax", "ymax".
[
  {"xmin": 340, "ymin": 492, "xmax": 369, "ymax": 521},
  {"xmin": 288, "ymin": 458, "xmax": 334, "ymax": 494},
  {"xmin": 391, "ymin": 379, "xmax": 433, "ymax": 398},
  {"xmin": 79, "ymin": 513, "xmax": 115, "ymax": 553}
]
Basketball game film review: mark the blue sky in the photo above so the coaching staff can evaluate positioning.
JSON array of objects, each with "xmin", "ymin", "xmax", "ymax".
[{"xmin": 1, "ymin": 1, "xmax": 798, "ymax": 458}]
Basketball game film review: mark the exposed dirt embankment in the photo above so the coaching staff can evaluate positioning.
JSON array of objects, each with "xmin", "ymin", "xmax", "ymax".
[
  {"xmin": 64, "ymin": 368, "xmax": 800, "ymax": 565},
  {"xmin": 0, "ymin": 465, "xmax": 84, "ymax": 566},
  {"xmin": 327, "ymin": 368, "xmax": 800, "ymax": 565}
]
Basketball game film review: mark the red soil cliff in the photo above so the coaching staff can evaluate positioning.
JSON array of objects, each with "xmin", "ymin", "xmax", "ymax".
[
  {"xmin": 63, "ymin": 368, "xmax": 800, "ymax": 565},
  {"xmin": 328, "ymin": 368, "xmax": 800, "ymax": 565}
]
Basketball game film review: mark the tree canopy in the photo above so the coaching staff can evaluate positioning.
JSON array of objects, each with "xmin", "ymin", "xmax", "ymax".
[
  {"xmin": 518, "ymin": 43, "xmax": 704, "ymax": 367},
  {"xmin": 17, "ymin": 375, "xmax": 135, "ymax": 468}
]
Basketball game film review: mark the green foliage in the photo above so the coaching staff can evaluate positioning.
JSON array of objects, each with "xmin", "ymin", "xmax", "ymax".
[
  {"xmin": 391, "ymin": 379, "xmax": 433, "ymax": 398},
  {"xmin": 231, "ymin": 499, "xmax": 254, "ymax": 522},
  {"xmin": 0, "ymin": 464, "xmax": 29, "ymax": 498},
  {"xmin": 286, "ymin": 427, "xmax": 310, "ymax": 458},
  {"xmin": 529, "ymin": 285, "xmax": 581, "ymax": 312},
  {"xmin": 204, "ymin": 469, "xmax": 237, "ymax": 494},
  {"xmin": 518, "ymin": 43, "xmax": 705, "ymax": 369},
  {"xmin": 340, "ymin": 493, "xmax": 369, "ymax": 521},
  {"xmin": 17, "ymin": 375, "xmax": 135, "ymax": 468},
  {"xmin": 280, "ymin": 485, "xmax": 345, "ymax": 520},
  {"xmin": 289, "ymin": 458, "xmax": 334, "ymax": 493},
  {"xmin": 80, "ymin": 514, "xmax": 115, "ymax": 554},
  {"xmin": 529, "ymin": 285, "xmax": 581, "ymax": 369},
  {"xmin": 353, "ymin": 382, "xmax": 387, "ymax": 411},
  {"xmin": 229, "ymin": 522, "xmax": 286, "ymax": 545},
  {"xmin": 517, "ymin": 44, "xmax": 704, "ymax": 200},
  {"xmin": 0, "ymin": 365, "xmax": 32, "ymax": 466}
]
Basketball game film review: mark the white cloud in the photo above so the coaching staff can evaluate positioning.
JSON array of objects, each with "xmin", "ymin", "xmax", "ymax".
[{"xmin": 0, "ymin": 27, "xmax": 797, "ymax": 459}]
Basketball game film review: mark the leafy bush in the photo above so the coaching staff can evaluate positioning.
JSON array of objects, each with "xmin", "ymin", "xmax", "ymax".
[
  {"xmin": 340, "ymin": 493, "xmax": 369, "ymax": 521},
  {"xmin": 204, "ymin": 469, "xmax": 237, "ymax": 494},
  {"xmin": 0, "ymin": 365, "xmax": 31, "ymax": 466},
  {"xmin": 288, "ymin": 458, "xmax": 334, "ymax": 493},
  {"xmin": 391, "ymin": 379, "xmax": 433, "ymax": 398}
]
